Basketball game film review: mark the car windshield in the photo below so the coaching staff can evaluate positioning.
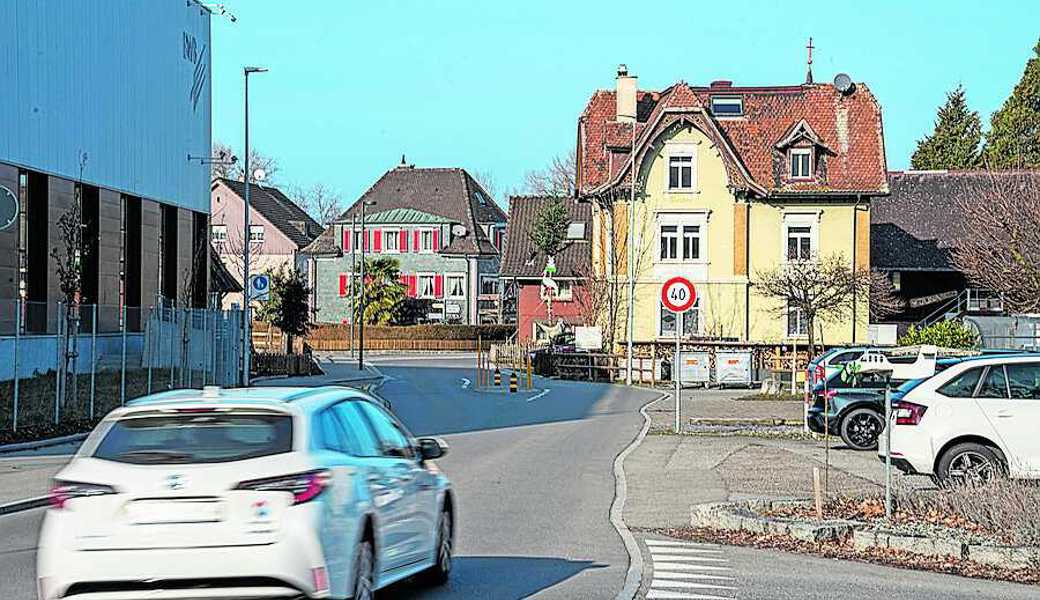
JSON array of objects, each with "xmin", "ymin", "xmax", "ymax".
[{"xmin": 93, "ymin": 413, "xmax": 293, "ymax": 464}]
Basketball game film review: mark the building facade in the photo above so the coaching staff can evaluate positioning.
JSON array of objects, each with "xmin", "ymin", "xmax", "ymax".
[
  {"xmin": 304, "ymin": 163, "xmax": 507, "ymax": 324},
  {"xmin": 211, "ymin": 178, "xmax": 323, "ymax": 309},
  {"xmin": 578, "ymin": 66, "xmax": 887, "ymax": 348},
  {"xmin": 0, "ymin": 0, "xmax": 213, "ymax": 334}
]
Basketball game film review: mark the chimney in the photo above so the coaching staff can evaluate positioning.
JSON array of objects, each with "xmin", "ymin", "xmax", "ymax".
[{"xmin": 615, "ymin": 64, "xmax": 637, "ymax": 123}]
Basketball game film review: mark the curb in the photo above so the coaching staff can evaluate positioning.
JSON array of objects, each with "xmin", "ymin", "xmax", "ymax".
[
  {"xmin": 689, "ymin": 417, "xmax": 803, "ymax": 427},
  {"xmin": 0, "ymin": 432, "xmax": 89, "ymax": 456},
  {"xmin": 611, "ymin": 391, "xmax": 670, "ymax": 600},
  {"xmin": 0, "ymin": 495, "xmax": 50, "ymax": 516}
]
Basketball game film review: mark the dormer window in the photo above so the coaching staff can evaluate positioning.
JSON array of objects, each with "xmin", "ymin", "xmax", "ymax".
[
  {"xmin": 790, "ymin": 148, "xmax": 813, "ymax": 179},
  {"xmin": 710, "ymin": 96, "xmax": 743, "ymax": 117}
]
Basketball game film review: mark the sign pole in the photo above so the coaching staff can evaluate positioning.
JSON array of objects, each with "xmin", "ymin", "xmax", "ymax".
[
  {"xmin": 884, "ymin": 382, "xmax": 892, "ymax": 519},
  {"xmin": 675, "ymin": 311, "xmax": 682, "ymax": 434}
]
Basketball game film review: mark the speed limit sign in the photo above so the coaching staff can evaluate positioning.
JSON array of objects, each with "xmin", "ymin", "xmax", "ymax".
[{"xmin": 661, "ymin": 276, "xmax": 697, "ymax": 313}]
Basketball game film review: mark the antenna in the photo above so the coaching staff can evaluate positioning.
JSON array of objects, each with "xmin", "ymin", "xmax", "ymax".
[
  {"xmin": 805, "ymin": 37, "xmax": 814, "ymax": 84},
  {"xmin": 832, "ymin": 73, "xmax": 855, "ymax": 96}
]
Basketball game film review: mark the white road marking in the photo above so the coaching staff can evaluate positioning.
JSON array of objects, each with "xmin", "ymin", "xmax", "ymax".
[
  {"xmin": 652, "ymin": 572, "xmax": 734, "ymax": 581},
  {"xmin": 647, "ymin": 548, "xmax": 724, "ymax": 555},
  {"xmin": 645, "ymin": 591, "xmax": 731, "ymax": 600},
  {"xmin": 644, "ymin": 538, "xmax": 739, "ymax": 600},
  {"xmin": 651, "ymin": 563, "xmax": 733, "ymax": 572},
  {"xmin": 649, "ymin": 555, "xmax": 729, "ymax": 563},
  {"xmin": 526, "ymin": 388, "xmax": 551, "ymax": 402},
  {"xmin": 645, "ymin": 540, "xmax": 718, "ymax": 548},
  {"xmin": 651, "ymin": 580, "xmax": 737, "ymax": 591}
]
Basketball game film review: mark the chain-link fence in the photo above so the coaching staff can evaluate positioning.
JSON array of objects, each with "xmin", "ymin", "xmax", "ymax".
[{"xmin": 0, "ymin": 299, "xmax": 246, "ymax": 431}]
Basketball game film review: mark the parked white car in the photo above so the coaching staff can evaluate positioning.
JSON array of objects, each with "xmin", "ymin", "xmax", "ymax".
[
  {"xmin": 882, "ymin": 354, "xmax": 1040, "ymax": 484},
  {"xmin": 36, "ymin": 386, "xmax": 454, "ymax": 600}
]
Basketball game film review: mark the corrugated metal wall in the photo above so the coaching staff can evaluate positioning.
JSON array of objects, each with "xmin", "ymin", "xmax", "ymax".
[{"xmin": 0, "ymin": 0, "xmax": 212, "ymax": 213}]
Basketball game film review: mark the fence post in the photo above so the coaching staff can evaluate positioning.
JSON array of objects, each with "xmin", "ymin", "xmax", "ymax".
[
  {"xmin": 168, "ymin": 305, "xmax": 176, "ymax": 389},
  {"xmin": 55, "ymin": 300, "xmax": 63, "ymax": 425},
  {"xmin": 145, "ymin": 305, "xmax": 153, "ymax": 394},
  {"xmin": 13, "ymin": 297, "xmax": 21, "ymax": 431},
  {"xmin": 201, "ymin": 309, "xmax": 208, "ymax": 387},
  {"xmin": 90, "ymin": 304, "xmax": 97, "ymax": 420},
  {"xmin": 120, "ymin": 303, "xmax": 128, "ymax": 406}
]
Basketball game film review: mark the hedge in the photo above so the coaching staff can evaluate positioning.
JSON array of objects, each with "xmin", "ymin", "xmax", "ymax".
[{"xmin": 306, "ymin": 323, "xmax": 514, "ymax": 342}]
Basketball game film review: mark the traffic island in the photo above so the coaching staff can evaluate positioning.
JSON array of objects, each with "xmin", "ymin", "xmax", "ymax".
[{"xmin": 677, "ymin": 497, "xmax": 1040, "ymax": 584}]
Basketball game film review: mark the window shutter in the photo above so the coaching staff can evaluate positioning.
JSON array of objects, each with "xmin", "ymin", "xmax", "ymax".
[
  {"xmin": 342, "ymin": 228, "xmax": 351, "ymax": 252},
  {"xmin": 413, "ymin": 230, "xmax": 420, "ymax": 251},
  {"xmin": 373, "ymin": 229, "xmax": 382, "ymax": 253},
  {"xmin": 433, "ymin": 230, "xmax": 440, "ymax": 251},
  {"xmin": 400, "ymin": 230, "xmax": 409, "ymax": 252},
  {"xmin": 434, "ymin": 274, "xmax": 444, "ymax": 298},
  {"xmin": 398, "ymin": 273, "xmax": 408, "ymax": 290},
  {"xmin": 408, "ymin": 274, "xmax": 417, "ymax": 297},
  {"xmin": 363, "ymin": 231, "xmax": 370, "ymax": 252},
  {"xmin": 338, "ymin": 274, "xmax": 348, "ymax": 297}
]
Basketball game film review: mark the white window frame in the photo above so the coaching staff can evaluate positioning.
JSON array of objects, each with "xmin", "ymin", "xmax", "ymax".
[
  {"xmin": 782, "ymin": 212, "xmax": 820, "ymax": 263},
  {"xmin": 659, "ymin": 224, "xmax": 680, "ymax": 261},
  {"xmin": 249, "ymin": 224, "xmax": 265, "ymax": 244},
  {"xmin": 479, "ymin": 275, "xmax": 499, "ymax": 296},
  {"xmin": 211, "ymin": 224, "xmax": 228, "ymax": 243},
  {"xmin": 787, "ymin": 304, "xmax": 809, "ymax": 338},
  {"xmin": 658, "ymin": 299, "xmax": 701, "ymax": 338},
  {"xmin": 656, "ymin": 211, "xmax": 709, "ymax": 265},
  {"xmin": 666, "ymin": 153, "xmax": 695, "ymax": 191},
  {"xmin": 445, "ymin": 273, "xmax": 466, "ymax": 299},
  {"xmin": 416, "ymin": 273, "xmax": 436, "ymax": 299},
  {"xmin": 382, "ymin": 227, "xmax": 400, "ymax": 253},
  {"xmin": 541, "ymin": 280, "xmax": 574, "ymax": 302},
  {"xmin": 710, "ymin": 96, "xmax": 744, "ymax": 117},
  {"xmin": 419, "ymin": 229, "xmax": 435, "ymax": 253},
  {"xmin": 789, "ymin": 148, "xmax": 813, "ymax": 179}
]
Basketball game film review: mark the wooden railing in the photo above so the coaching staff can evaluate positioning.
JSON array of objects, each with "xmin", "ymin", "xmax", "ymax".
[{"xmin": 307, "ymin": 338, "xmax": 480, "ymax": 352}]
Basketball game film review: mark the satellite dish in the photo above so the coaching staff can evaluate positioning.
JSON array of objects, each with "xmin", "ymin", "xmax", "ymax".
[
  {"xmin": 833, "ymin": 73, "xmax": 855, "ymax": 95},
  {"xmin": 252, "ymin": 168, "xmax": 267, "ymax": 182},
  {"xmin": 451, "ymin": 224, "xmax": 467, "ymax": 237},
  {"xmin": 0, "ymin": 185, "xmax": 18, "ymax": 231}
]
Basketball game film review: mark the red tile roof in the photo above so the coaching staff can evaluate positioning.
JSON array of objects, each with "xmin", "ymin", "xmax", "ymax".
[{"xmin": 578, "ymin": 82, "xmax": 888, "ymax": 197}]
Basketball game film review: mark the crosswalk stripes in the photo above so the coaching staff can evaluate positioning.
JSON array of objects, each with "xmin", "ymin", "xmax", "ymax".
[{"xmin": 643, "ymin": 538, "xmax": 739, "ymax": 600}]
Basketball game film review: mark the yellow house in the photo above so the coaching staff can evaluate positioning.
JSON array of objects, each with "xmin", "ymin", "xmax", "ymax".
[{"xmin": 577, "ymin": 66, "xmax": 888, "ymax": 348}]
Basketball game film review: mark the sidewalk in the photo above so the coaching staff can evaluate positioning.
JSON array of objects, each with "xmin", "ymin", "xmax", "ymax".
[
  {"xmin": 645, "ymin": 388, "xmax": 804, "ymax": 432},
  {"xmin": 252, "ymin": 352, "xmax": 383, "ymax": 388},
  {"xmin": 0, "ymin": 455, "xmax": 68, "ymax": 512}
]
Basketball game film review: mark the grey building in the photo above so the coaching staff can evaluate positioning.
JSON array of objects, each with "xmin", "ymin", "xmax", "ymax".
[{"xmin": 304, "ymin": 162, "xmax": 507, "ymax": 324}]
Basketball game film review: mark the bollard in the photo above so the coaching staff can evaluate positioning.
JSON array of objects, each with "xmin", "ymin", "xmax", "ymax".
[
  {"xmin": 509, "ymin": 371, "xmax": 518, "ymax": 393},
  {"xmin": 494, "ymin": 367, "xmax": 501, "ymax": 386}
]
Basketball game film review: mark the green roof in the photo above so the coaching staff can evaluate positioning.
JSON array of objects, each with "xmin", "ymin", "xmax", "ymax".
[{"xmin": 365, "ymin": 208, "xmax": 450, "ymax": 224}]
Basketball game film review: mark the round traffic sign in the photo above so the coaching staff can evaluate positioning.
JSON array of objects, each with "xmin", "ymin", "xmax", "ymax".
[
  {"xmin": 661, "ymin": 276, "xmax": 697, "ymax": 313},
  {"xmin": 0, "ymin": 185, "xmax": 18, "ymax": 232}
]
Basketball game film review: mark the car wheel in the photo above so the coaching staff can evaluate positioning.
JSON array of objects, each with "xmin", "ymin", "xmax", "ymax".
[
  {"xmin": 936, "ymin": 442, "xmax": 1007, "ymax": 486},
  {"xmin": 351, "ymin": 539, "xmax": 375, "ymax": 600},
  {"xmin": 419, "ymin": 507, "xmax": 453, "ymax": 586},
  {"xmin": 839, "ymin": 408, "xmax": 884, "ymax": 451}
]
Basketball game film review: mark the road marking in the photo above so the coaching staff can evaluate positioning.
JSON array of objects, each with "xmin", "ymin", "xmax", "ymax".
[
  {"xmin": 643, "ymin": 537, "xmax": 739, "ymax": 600},
  {"xmin": 649, "ymin": 555, "xmax": 729, "ymax": 563},
  {"xmin": 651, "ymin": 580, "xmax": 736, "ymax": 591},
  {"xmin": 652, "ymin": 572, "xmax": 734, "ymax": 581},
  {"xmin": 526, "ymin": 388, "xmax": 551, "ymax": 402},
  {"xmin": 646, "ymin": 591, "xmax": 731, "ymax": 600},
  {"xmin": 646, "ymin": 540, "xmax": 718, "ymax": 548},
  {"xmin": 647, "ymin": 548, "xmax": 724, "ymax": 555},
  {"xmin": 651, "ymin": 563, "xmax": 733, "ymax": 572}
]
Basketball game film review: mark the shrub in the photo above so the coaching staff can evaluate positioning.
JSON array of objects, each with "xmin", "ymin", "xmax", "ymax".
[
  {"xmin": 898, "ymin": 320, "xmax": 979, "ymax": 349},
  {"xmin": 894, "ymin": 479, "xmax": 1040, "ymax": 547}
]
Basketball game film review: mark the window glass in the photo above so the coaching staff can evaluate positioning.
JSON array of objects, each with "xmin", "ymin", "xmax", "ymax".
[
  {"xmin": 1006, "ymin": 363, "xmax": 1040, "ymax": 400},
  {"xmin": 710, "ymin": 96, "xmax": 743, "ymax": 116},
  {"xmin": 937, "ymin": 367, "xmax": 984, "ymax": 398},
  {"xmin": 447, "ymin": 275, "xmax": 465, "ymax": 299},
  {"xmin": 829, "ymin": 351, "xmax": 863, "ymax": 366},
  {"xmin": 787, "ymin": 226, "xmax": 812, "ymax": 260},
  {"xmin": 249, "ymin": 225, "xmax": 265, "ymax": 243},
  {"xmin": 659, "ymin": 300, "xmax": 699, "ymax": 338},
  {"xmin": 682, "ymin": 225, "xmax": 700, "ymax": 260},
  {"xmin": 383, "ymin": 229, "xmax": 399, "ymax": 251},
  {"xmin": 660, "ymin": 225, "xmax": 679, "ymax": 260},
  {"xmin": 318, "ymin": 410, "xmax": 354, "ymax": 454},
  {"xmin": 480, "ymin": 276, "xmax": 498, "ymax": 295},
  {"xmin": 790, "ymin": 150, "xmax": 812, "ymax": 178},
  {"xmin": 420, "ymin": 230, "xmax": 434, "ymax": 251},
  {"xmin": 977, "ymin": 366, "xmax": 1009, "ymax": 399},
  {"xmin": 418, "ymin": 275, "xmax": 435, "ymax": 298},
  {"xmin": 355, "ymin": 402, "xmax": 414, "ymax": 459},
  {"xmin": 787, "ymin": 305, "xmax": 808, "ymax": 336},
  {"xmin": 333, "ymin": 402, "xmax": 380, "ymax": 456},
  {"xmin": 668, "ymin": 155, "xmax": 693, "ymax": 189}
]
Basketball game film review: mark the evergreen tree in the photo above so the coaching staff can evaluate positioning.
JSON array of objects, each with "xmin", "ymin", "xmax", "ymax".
[
  {"xmin": 910, "ymin": 85, "xmax": 982, "ymax": 169},
  {"xmin": 259, "ymin": 267, "xmax": 311, "ymax": 353},
  {"xmin": 353, "ymin": 257, "xmax": 406, "ymax": 325},
  {"xmin": 983, "ymin": 39, "xmax": 1040, "ymax": 167}
]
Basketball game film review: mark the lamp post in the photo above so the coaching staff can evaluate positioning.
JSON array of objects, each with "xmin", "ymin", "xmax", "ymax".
[
  {"xmin": 242, "ymin": 65, "xmax": 267, "ymax": 387},
  {"xmin": 358, "ymin": 200, "xmax": 376, "ymax": 370}
]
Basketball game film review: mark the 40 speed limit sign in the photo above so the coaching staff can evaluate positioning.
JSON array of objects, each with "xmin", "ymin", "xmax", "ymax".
[{"xmin": 661, "ymin": 276, "xmax": 697, "ymax": 313}]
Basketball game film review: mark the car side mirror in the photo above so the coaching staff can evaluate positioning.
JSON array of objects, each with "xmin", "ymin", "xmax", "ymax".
[{"xmin": 417, "ymin": 437, "xmax": 448, "ymax": 461}]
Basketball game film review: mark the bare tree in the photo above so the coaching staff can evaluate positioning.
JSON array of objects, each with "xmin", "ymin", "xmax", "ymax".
[
  {"xmin": 953, "ymin": 170, "xmax": 1040, "ymax": 312},
  {"xmin": 211, "ymin": 141, "xmax": 279, "ymax": 183},
  {"xmin": 523, "ymin": 150, "xmax": 577, "ymax": 197},
  {"xmin": 471, "ymin": 169, "xmax": 503, "ymax": 202},
  {"xmin": 289, "ymin": 183, "xmax": 344, "ymax": 227},
  {"xmin": 869, "ymin": 269, "xmax": 905, "ymax": 321},
  {"xmin": 211, "ymin": 141, "xmax": 236, "ymax": 179},
  {"xmin": 756, "ymin": 254, "xmax": 870, "ymax": 350}
]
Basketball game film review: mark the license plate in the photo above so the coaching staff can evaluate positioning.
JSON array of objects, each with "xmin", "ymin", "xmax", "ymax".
[{"xmin": 127, "ymin": 499, "xmax": 224, "ymax": 524}]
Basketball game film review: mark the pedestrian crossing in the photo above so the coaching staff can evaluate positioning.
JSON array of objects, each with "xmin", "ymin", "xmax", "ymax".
[{"xmin": 643, "ymin": 539, "xmax": 738, "ymax": 600}]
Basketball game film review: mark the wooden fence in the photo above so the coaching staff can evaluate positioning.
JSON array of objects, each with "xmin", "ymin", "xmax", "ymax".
[
  {"xmin": 307, "ymin": 338, "xmax": 480, "ymax": 352},
  {"xmin": 252, "ymin": 352, "xmax": 320, "ymax": 377}
]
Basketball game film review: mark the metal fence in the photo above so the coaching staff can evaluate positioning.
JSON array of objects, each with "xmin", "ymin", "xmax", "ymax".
[{"xmin": 0, "ymin": 299, "xmax": 246, "ymax": 431}]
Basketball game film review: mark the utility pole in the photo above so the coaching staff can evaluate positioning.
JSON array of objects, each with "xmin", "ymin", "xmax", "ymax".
[
  {"xmin": 358, "ymin": 200, "xmax": 376, "ymax": 370},
  {"xmin": 350, "ymin": 214, "xmax": 357, "ymax": 359},
  {"xmin": 625, "ymin": 123, "xmax": 636, "ymax": 384},
  {"xmin": 241, "ymin": 66, "xmax": 268, "ymax": 386}
]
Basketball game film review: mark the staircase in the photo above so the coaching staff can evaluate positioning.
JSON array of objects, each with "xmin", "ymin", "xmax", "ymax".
[{"xmin": 916, "ymin": 288, "xmax": 1004, "ymax": 328}]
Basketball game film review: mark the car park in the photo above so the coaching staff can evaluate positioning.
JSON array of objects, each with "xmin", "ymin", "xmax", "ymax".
[
  {"xmin": 36, "ymin": 386, "xmax": 455, "ymax": 600},
  {"xmin": 881, "ymin": 354, "xmax": 1040, "ymax": 484},
  {"xmin": 807, "ymin": 370, "xmax": 897, "ymax": 450}
]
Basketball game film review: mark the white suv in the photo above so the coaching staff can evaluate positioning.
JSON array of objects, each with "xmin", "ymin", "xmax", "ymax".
[
  {"xmin": 37, "ymin": 386, "xmax": 454, "ymax": 600},
  {"xmin": 883, "ymin": 354, "xmax": 1040, "ymax": 484}
]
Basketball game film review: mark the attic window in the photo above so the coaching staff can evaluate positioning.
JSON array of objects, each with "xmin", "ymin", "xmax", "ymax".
[
  {"xmin": 710, "ymin": 96, "xmax": 743, "ymax": 117},
  {"xmin": 473, "ymin": 191, "xmax": 488, "ymax": 206},
  {"xmin": 790, "ymin": 148, "xmax": 813, "ymax": 179},
  {"xmin": 566, "ymin": 222, "xmax": 586, "ymax": 240}
]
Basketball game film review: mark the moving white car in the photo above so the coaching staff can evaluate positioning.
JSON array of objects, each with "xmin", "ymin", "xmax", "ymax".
[
  {"xmin": 37, "ymin": 386, "xmax": 455, "ymax": 600},
  {"xmin": 882, "ymin": 354, "xmax": 1040, "ymax": 484}
]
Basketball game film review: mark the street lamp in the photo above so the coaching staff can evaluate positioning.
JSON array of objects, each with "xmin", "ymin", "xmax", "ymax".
[
  {"xmin": 358, "ymin": 200, "xmax": 376, "ymax": 370},
  {"xmin": 242, "ymin": 65, "xmax": 267, "ymax": 387}
]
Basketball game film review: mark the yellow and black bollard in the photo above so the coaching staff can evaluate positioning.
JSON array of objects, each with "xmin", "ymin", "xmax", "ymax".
[
  {"xmin": 509, "ymin": 371, "xmax": 518, "ymax": 393},
  {"xmin": 494, "ymin": 367, "xmax": 501, "ymax": 386}
]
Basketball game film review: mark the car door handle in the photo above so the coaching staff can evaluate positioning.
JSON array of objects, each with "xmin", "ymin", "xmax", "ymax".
[{"xmin": 996, "ymin": 410, "xmax": 1014, "ymax": 418}]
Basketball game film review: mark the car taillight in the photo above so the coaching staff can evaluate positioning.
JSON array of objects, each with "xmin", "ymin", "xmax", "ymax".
[
  {"xmin": 814, "ymin": 365, "xmax": 825, "ymax": 383},
  {"xmin": 49, "ymin": 480, "xmax": 117, "ymax": 509},
  {"xmin": 822, "ymin": 389, "xmax": 837, "ymax": 403},
  {"xmin": 894, "ymin": 402, "xmax": 928, "ymax": 426},
  {"xmin": 234, "ymin": 469, "xmax": 331, "ymax": 504}
]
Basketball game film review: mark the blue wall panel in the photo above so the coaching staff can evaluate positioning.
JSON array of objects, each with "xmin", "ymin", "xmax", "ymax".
[{"xmin": 0, "ymin": 0, "xmax": 212, "ymax": 213}]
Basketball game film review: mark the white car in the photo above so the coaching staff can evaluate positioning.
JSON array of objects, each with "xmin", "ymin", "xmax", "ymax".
[
  {"xmin": 37, "ymin": 386, "xmax": 455, "ymax": 600},
  {"xmin": 883, "ymin": 354, "xmax": 1040, "ymax": 484}
]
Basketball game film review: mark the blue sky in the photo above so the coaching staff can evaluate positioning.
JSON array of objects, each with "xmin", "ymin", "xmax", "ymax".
[{"xmin": 211, "ymin": 0, "xmax": 1038, "ymax": 206}]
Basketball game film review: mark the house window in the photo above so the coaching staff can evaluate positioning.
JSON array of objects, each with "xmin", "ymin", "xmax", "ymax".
[
  {"xmin": 211, "ymin": 224, "xmax": 227, "ymax": 244},
  {"xmin": 658, "ymin": 215, "xmax": 707, "ymax": 263},
  {"xmin": 383, "ymin": 228, "xmax": 399, "ymax": 252},
  {"xmin": 249, "ymin": 225, "xmax": 264, "ymax": 243},
  {"xmin": 790, "ymin": 148, "xmax": 813, "ymax": 179},
  {"xmin": 787, "ymin": 305, "xmax": 809, "ymax": 337},
  {"xmin": 659, "ymin": 299, "xmax": 699, "ymax": 338},
  {"xmin": 480, "ymin": 276, "xmax": 498, "ymax": 296},
  {"xmin": 417, "ymin": 274, "xmax": 436, "ymax": 299},
  {"xmin": 668, "ymin": 155, "xmax": 694, "ymax": 190},
  {"xmin": 682, "ymin": 225, "xmax": 701, "ymax": 260},
  {"xmin": 566, "ymin": 222, "xmax": 586, "ymax": 240},
  {"xmin": 710, "ymin": 96, "xmax": 743, "ymax": 117},
  {"xmin": 446, "ymin": 274, "xmax": 465, "ymax": 299},
  {"xmin": 786, "ymin": 226, "xmax": 813, "ymax": 261},
  {"xmin": 660, "ymin": 225, "xmax": 679, "ymax": 260},
  {"xmin": 419, "ymin": 230, "xmax": 434, "ymax": 252},
  {"xmin": 541, "ymin": 280, "xmax": 573, "ymax": 302}
]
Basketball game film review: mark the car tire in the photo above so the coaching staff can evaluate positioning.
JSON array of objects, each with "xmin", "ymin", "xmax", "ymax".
[
  {"xmin": 351, "ymin": 538, "xmax": 375, "ymax": 600},
  {"xmin": 419, "ymin": 507, "xmax": 453, "ymax": 586},
  {"xmin": 936, "ymin": 442, "xmax": 1007, "ymax": 486},
  {"xmin": 839, "ymin": 408, "xmax": 884, "ymax": 451}
]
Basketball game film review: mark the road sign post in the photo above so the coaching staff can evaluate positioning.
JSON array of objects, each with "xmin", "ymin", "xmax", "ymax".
[{"xmin": 661, "ymin": 277, "xmax": 697, "ymax": 434}]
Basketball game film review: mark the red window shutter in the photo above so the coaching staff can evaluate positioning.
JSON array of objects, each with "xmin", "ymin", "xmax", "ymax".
[
  {"xmin": 434, "ymin": 274, "xmax": 444, "ymax": 298},
  {"xmin": 373, "ymin": 229, "xmax": 382, "ymax": 253},
  {"xmin": 342, "ymin": 228, "xmax": 351, "ymax": 252},
  {"xmin": 433, "ymin": 230, "xmax": 440, "ymax": 251},
  {"xmin": 399, "ymin": 230, "xmax": 409, "ymax": 252},
  {"xmin": 408, "ymin": 274, "xmax": 417, "ymax": 297},
  {"xmin": 363, "ymin": 231, "xmax": 370, "ymax": 252},
  {"xmin": 398, "ymin": 273, "xmax": 408, "ymax": 288},
  {"xmin": 338, "ymin": 274, "xmax": 348, "ymax": 297},
  {"xmin": 413, "ymin": 230, "xmax": 420, "ymax": 251}
]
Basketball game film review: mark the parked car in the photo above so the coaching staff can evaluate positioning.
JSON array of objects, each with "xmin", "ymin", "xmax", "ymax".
[
  {"xmin": 807, "ymin": 370, "xmax": 899, "ymax": 451},
  {"xmin": 881, "ymin": 354, "xmax": 1040, "ymax": 484},
  {"xmin": 805, "ymin": 347, "xmax": 873, "ymax": 392},
  {"xmin": 37, "ymin": 386, "xmax": 455, "ymax": 600}
]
